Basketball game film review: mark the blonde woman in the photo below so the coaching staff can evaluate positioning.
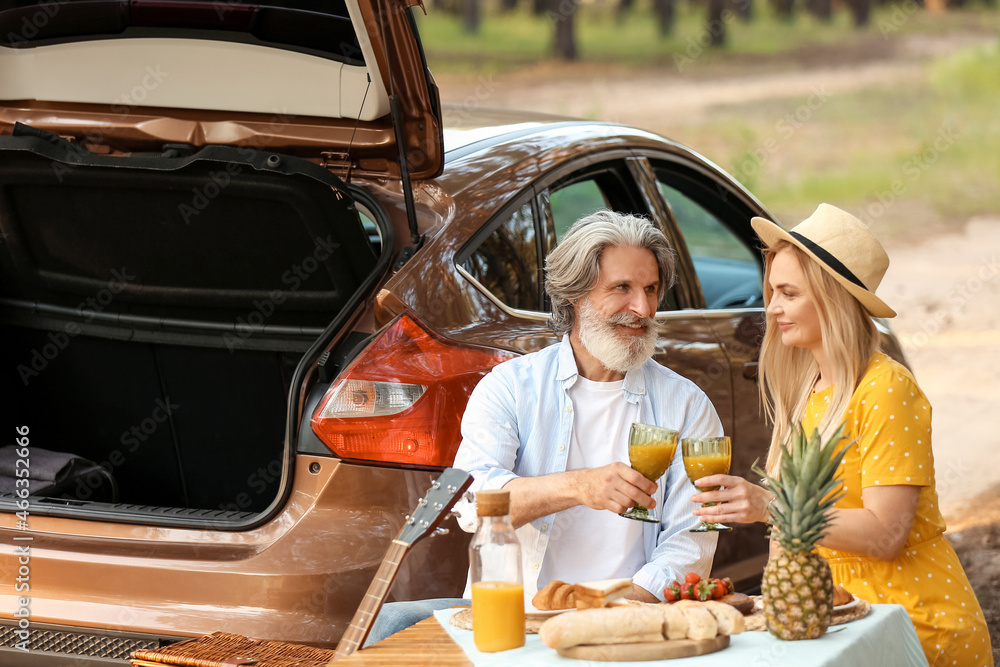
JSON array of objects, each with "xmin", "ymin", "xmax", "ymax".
[{"xmin": 692, "ymin": 204, "xmax": 991, "ymax": 666}]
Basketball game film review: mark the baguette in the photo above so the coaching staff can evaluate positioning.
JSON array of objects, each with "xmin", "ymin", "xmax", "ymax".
[
  {"xmin": 538, "ymin": 606, "xmax": 665, "ymax": 650},
  {"xmin": 657, "ymin": 601, "xmax": 689, "ymax": 640},
  {"xmin": 700, "ymin": 600, "xmax": 746, "ymax": 635},
  {"xmin": 672, "ymin": 600, "xmax": 718, "ymax": 640}
]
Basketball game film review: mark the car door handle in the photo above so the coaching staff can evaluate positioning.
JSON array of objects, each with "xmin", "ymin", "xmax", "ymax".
[{"xmin": 743, "ymin": 361, "xmax": 759, "ymax": 380}]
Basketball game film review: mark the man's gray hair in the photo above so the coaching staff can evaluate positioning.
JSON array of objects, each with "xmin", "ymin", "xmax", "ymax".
[{"xmin": 544, "ymin": 210, "xmax": 676, "ymax": 336}]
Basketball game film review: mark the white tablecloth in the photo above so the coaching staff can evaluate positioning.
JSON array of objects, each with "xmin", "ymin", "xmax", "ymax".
[{"xmin": 433, "ymin": 604, "xmax": 929, "ymax": 666}]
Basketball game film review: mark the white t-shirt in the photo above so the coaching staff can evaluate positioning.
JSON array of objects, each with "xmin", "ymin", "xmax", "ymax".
[{"xmin": 536, "ymin": 375, "xmax": 646, "ymax": 589}]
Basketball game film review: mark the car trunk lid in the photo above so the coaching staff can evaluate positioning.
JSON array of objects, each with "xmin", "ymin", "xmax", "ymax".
[{"xmin": 0, "ymin": 0, "xmax": 443, "ymax": 179}]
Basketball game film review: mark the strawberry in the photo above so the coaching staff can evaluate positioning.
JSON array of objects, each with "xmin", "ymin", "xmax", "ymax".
[
  {"xmin": 695, "ymin": 580, "xmax": 714, "ymax": 601},
  {"xmin": 684, "ymin": 572, "xmax": 701, "ymax": 585},
  {"xmin": 721, "ymin": 577, "xmax": 735, "ymax": 595},
  {"xmin": 664, "ymin": 581, "xmax": 682, "ymax": 602},
  {"xmin": 680, "ymin": 582, "xmax": 696, "ymax": 600},
  {"xmin": 709, "ymin": 579, "xmax": 726, "ymax": 599}
]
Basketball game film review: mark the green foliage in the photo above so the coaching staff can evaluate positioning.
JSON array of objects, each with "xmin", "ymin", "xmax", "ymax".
[{"xmin": 752, "ymin": 423, "xmax": 854, "ymax": 553}]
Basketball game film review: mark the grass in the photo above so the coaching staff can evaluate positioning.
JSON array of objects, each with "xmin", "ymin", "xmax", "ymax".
[
  {"xmin": 417, "ymin": 3, "xmax": 999, "ymax": 237},
  {"xmin": 415, "ymin": 2, "xmax": 998, "ymax": 72},
  {"xmin": 662, "ymin": 40, "xmax": 1000, "ymax": 237}
]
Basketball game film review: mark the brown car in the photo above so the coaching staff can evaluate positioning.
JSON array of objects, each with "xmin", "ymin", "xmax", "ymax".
[{"xmin": 0, "ymin": 1, "xmax": 907, "ymax": 664}]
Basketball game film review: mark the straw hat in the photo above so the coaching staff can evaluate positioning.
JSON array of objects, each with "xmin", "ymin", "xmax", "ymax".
[{"xmin": 751, "ymin": 204, "xmax": 896, "ymax": 318}]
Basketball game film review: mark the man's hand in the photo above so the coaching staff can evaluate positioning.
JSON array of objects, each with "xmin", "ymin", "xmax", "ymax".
[
  {"xmin": 503, "ymin": 463, "xmax": 657, "ymax": 528},
  {"xmin": 576, "ymin": 462, "xmax": 657, "ymax": 515},
  {"xmin": 626, "ymin": 583, "xmax": 660, "ymax": 603}
]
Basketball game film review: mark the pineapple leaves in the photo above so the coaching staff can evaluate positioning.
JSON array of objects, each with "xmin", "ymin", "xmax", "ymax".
[{"xmin": 755, "ymin": 421, "xmax": 857, "ymax": 553}]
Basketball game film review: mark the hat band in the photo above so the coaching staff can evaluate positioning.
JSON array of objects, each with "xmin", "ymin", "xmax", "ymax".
[{"xmin": 790, "ymin": 231, "xmax": 866, "ymax": 290}]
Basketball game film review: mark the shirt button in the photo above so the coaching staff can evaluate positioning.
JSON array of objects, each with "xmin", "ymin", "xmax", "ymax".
[
  {"xmin": 558, "ymin": 444, "xmax": 565, "ymax": 452},
  {"xmin": 638, "ymin": 388, "xmax": 644, "ymax": 394},
  {"xmin": 565, "ymin": 406, "xmax": 572, "ymax": 413},
  {"xmin": 541, "ymin": 524, "xmax": 548, "ymax": 531},
  {"xmin": 533, "ymin": 563, "xmax": 540, "ymax": 569}
]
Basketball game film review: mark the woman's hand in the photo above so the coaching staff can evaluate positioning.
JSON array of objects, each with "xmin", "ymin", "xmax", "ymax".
[{"xmin": 690, "ymin": 474, "xmax": 773, "ymax": 525}]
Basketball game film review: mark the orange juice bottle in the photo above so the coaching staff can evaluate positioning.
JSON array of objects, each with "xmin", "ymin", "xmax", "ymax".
[{"xmin": 469, "ymin": 489, "xmax": 525, "ymax": 652}]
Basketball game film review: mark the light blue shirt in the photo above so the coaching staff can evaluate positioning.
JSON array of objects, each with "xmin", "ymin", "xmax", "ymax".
[{"xmin": 454, "ymin": 335, "xmax": 722, "ymax": 602}]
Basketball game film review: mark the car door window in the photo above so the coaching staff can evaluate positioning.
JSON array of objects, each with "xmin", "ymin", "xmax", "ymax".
[
  {"xmin": 548, "ymin": 179, "xmax": 608, "ymax": 242},
  {"xmin": 655, "ymin": 174, "xmax": 762, "ymax": 310},
  {"xmin": 460, "ymin": 201, "xmax": 541, "ymax": 311},
  {"xmin": 460, "ymin": 161, "xmax": 682, "ymax": 314},
  {"xmin": 541, "ymin": 169, "xmax": 679, "ymax": 312}
]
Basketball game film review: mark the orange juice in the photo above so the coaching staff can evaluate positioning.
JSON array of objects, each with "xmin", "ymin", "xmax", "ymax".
[
  {"xmin": 683, "ymin": 453, "xmax": 730, "ymax": 491},
  {"xmin": 629, "ymin": 441, "xmax": 677, "ymax": 481},
  {"xmin": 471, "ymin": 581, "xmax": 525, "ymax": 652}
]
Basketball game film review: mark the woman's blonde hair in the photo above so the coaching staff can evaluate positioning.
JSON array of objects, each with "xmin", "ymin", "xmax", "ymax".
[{"xmin": 759, "ymin": 242, "xmax": 879, "ymax": 475}]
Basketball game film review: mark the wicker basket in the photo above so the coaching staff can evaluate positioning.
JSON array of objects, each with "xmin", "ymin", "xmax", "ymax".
[{"xmin": 130, "ymin": 631, "xmax": 336, "ymax": 667}]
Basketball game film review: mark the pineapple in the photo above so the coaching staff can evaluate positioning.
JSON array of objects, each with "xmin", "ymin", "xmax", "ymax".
[{"xmin": 754, "ymin": 423, "xmax": 853, "ymax": 640}]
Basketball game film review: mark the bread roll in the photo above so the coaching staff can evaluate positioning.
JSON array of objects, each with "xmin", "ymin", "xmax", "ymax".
[
  {"xmin": 701, "ymin": 600, "xmax": 745, "ymax": 635},
  {"xmin": 672, "ymin": 600, "xmax": 718, "ymax": 640},
  {"xmin": 573, "ymin": 578, "xmax": 632, "ymax": 609},
  {"xmin": 538, "ymin": 606, "xmax": 665, "ymax": 650},
  {"xmin": 658, "ymin": 601, "xmax": 689, "ymax": 640},
  {"xmin": 833, "ymin": 585, "xmax": 853, "ymax": 607},
  {"xmin": 532, "ymin": 580, "xmax": 576, "ymax": 610}
]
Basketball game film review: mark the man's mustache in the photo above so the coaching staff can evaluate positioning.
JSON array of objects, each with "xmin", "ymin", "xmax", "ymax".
[{"xmin": 605, "ymin": 312, "xmax": 656, "ymax": 329}]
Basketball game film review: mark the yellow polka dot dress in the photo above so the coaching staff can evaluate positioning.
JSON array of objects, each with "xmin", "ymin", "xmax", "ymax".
[{"xmin": 803, "ymin": 352, "xmax": 992, "ymax": 667}]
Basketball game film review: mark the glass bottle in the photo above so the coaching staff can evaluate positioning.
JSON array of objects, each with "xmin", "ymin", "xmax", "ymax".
[{"xmin": 469, "ymin": 489, "xmax": 525, "ymax": 652}]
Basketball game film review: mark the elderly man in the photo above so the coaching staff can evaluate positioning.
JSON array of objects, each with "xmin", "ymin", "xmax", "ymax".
[
  {"xmin": 365, "ymin": 210, "xmax": 721, "ymax": 644},
  {"xmin": 454, "ymin": 209, "xmax": 721, "ymax": 604}
]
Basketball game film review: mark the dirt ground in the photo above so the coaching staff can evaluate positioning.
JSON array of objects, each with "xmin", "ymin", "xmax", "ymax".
[{"xmin": 436, "ymin": 28, "xmax": 1000, "ymax": 659}]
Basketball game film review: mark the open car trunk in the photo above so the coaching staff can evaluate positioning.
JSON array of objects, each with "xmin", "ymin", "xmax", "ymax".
[{"xmin": 0, "ymin": 124, "xmax": 381, "ymax": 527}]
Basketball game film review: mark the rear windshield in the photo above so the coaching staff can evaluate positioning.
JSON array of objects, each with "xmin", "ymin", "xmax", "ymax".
[{"xmin": 0, "ymin": 0, "xmax": 363, "ymax": 65}]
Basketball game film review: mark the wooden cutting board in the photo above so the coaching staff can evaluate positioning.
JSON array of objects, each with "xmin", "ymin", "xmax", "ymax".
[{"xmin": 557, "ymin": 635, "xmax": 729, "ymax": 661}]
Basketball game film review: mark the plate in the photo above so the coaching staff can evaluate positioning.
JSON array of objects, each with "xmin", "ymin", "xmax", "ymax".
[
  {"xmin": 526, "ymin": 605, "xmax": 574, "ymax": 618},
  {"xmin": 833, "ymin": 595, "xmax": 861, "ymax": 612}
]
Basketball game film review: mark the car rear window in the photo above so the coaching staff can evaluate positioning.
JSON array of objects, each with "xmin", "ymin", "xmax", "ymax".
[{"xmin": 0, "ymin": 0, "xmax": 363, "ymax": 65}]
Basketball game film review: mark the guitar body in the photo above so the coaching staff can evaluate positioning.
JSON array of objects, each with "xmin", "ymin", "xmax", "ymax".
[{"xmin": 331, "ymin": 468, "xmax": 472, "ymax": 661}]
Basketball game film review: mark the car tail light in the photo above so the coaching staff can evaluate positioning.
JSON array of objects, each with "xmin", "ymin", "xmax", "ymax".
[{"xmin": 311, "ymin": 313, "xmax": 515, "ymax": 467}]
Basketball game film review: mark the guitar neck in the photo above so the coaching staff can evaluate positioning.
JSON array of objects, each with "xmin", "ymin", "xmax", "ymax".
[{"xmin": 332, "ymin": 539, "xmax": 408, "ymax": 660}]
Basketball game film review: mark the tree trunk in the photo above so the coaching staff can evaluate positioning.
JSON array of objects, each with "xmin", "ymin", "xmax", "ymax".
[
  {"xmin": 552, "ymin": 0, "xmax": 578, "ymax": 60},
  {"xmin": 771, "ymin": 0, "xmax": 795, "ymax": 21},
  {"xmin": 533, "ymin": 0, "xmax": 548, "ymax": 15},
  {"xmin": 736, "ymin": 0, "xmax": 753, "ymax": 22},
  {"xmin": 708, "ymin": 0, "xmax": 726, "ymax": 47},
  {"xmin": 807, "ymin": 0, "xmax": 832, "ymax": 21},
  {"xmin": 847, "ymin": 0, "xmax": 871, "ymax": 26},
  {"xmin": 500, "ymin": 0, "xmax": 519, "ymax": 10},
  {"xmin": 463, "ymin": 0, "xmax": 481, "ymax": 33},
  {"xmin": 616, "ymin": 0, "xmax": 636, "ymax": 23},
  {"xmin": 654, "ymin": 0, "xmax": 676, "ymax": 35}
]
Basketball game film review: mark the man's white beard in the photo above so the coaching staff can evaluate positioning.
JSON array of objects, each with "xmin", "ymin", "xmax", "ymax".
[{"xmin": 578, "ymin": 299, "xmax": 659, "ymax": 374}]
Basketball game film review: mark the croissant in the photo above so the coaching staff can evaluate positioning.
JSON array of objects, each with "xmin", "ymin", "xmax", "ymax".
[{"xmin": 532, "ymin": 580, "xmax": 577, "ymax": 610}]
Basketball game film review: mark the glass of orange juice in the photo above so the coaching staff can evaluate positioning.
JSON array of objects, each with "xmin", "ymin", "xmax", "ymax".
[
  {"xmin": 620, "ymin": 423, "xmax": 679, "ymax": 522},
  {"xmin": 682, "ymin": 436, "xmax": 733, "ymax": 532}
]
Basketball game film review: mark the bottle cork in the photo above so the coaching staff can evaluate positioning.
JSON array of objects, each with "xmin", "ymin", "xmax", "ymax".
[{"xmin": 475, "ymin": 489, "xmax": 510, "ymax": 517}]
